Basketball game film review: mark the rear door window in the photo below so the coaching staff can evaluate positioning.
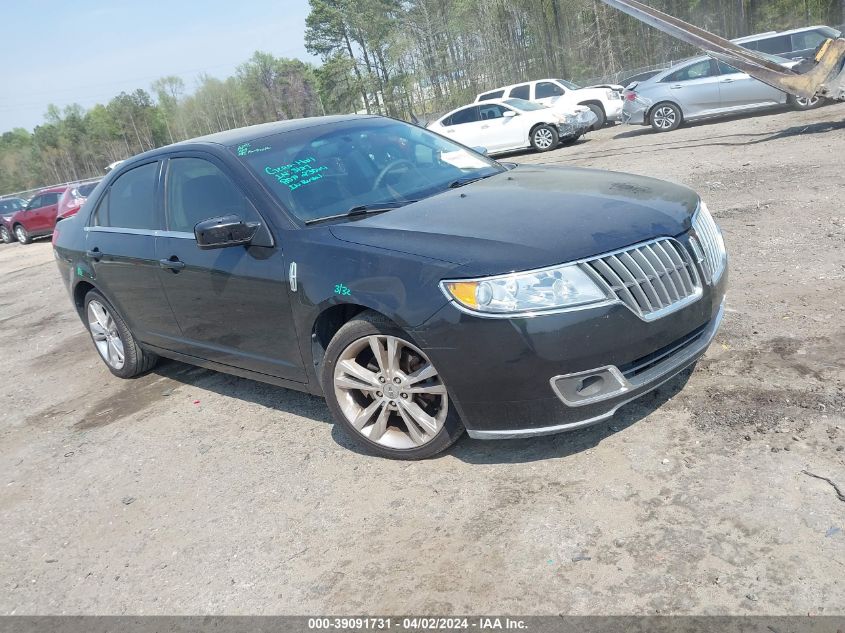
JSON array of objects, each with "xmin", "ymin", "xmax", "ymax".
[
  {"xmin": 449, "ymin": 106, "xmax": 480, "ymax": 125},
  {"xmin": 165, "ymin": 157, "xmax": 258, "ymax": 233},
  {"xmin": 98, "ymin": 162, "xmax": 161, "ymax": 231},
  {"xmin": 755, "ymin": 34, "xmax": 791, "ymax": 54},
  {"xmin": 509, "ymin": 84, "xmax": 530, "ymax": 99},
  {"xmin": 41, "ymin": 192, "xmax": 60, "ymax": 206}
]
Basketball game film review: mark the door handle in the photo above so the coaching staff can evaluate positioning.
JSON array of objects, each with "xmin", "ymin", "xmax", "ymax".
[
  {"xmin": 159, "ymin": 256, "xmax": 185, "ymax": 272},
  {"xmin": 481, "ymin": 124, "xmax": 490, "ymax": 129},
  {"xmin": 670, "ymin": 85, "xmax": 683, "ymax": 89},
  {"xmin": 721, "ymin": 78, "xmax": 734, "ymax": 83},
  {"xmin": 445, "ymin": 129, "xmax": 455, "ymax": 133},
  {"xmin": 86, "ymin": 248, "xmax": 101, "ymax": 261}
]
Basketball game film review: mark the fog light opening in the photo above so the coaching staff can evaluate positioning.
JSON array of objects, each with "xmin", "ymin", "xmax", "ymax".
[{"xmin": 577, "ymin": 375, "xmax": 605, "ymax": 397}]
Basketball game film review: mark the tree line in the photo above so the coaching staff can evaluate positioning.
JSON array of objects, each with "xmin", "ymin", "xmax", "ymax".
[{"xmin": 1, "ymin": 0, "xmax": 842, "ymax": 194}]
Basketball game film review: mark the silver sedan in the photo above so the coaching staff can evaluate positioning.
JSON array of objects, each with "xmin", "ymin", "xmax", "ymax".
[{"xmin": 622, "ymin": 54, "xmax": 820, "ymax": 132}]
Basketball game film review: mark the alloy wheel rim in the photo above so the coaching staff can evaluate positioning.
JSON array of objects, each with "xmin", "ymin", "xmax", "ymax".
[
  {"xmin": 0, "ymin": 227, "xmax": 9, "ymax": 241},
  {"xmin": 333, "ymin": 334, "xmax": 447, "ymax": 449},
  {"xmin": 534, "ymin": 128, "xmax": 554, "ymax": 148},
  {"xmin": 654, "ymin": 107, "xmax": 676, "ymax": 129},
  {"xmin": 14, "ymin": 226, "xmax": 25, "ymax": 241},
  {"xmin": 87, "ymin": 300, "xmax": 125, "ymax": 369},
  {"xmin": 796, "ymin": 96, "xmax": 818, "ymax": 107}
]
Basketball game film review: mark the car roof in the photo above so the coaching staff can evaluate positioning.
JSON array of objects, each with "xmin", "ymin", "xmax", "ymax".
[
  {"xmin": 733, "ymin": 24, "xmax": 838, "ymax": 42},
  {"xmin": 38, "ymin": 186, "xmax": 69, "ymax": 195},
  {"xmin": 173, "ymin": 115, "xmax": 378, "ymax": 147}
]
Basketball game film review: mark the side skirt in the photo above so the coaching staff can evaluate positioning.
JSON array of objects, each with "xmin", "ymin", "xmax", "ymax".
[{"xmin": 142, "ymin": 343, "xmax": 323, "ymax": 397}]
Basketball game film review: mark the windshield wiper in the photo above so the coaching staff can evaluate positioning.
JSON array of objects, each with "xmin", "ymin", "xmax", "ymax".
[
  {"xmin": 305, "ymin": 201, "xmax": 417, "ymax": 225},
  {"xmin": 447, "ymin": 171, "xmax": 500, "ymax": 189}
]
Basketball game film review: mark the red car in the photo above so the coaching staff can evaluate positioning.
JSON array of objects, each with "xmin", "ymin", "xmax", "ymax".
[
  {"xmin": 6, "ymin": 186, "xmax": 66, "ymax": 244},
  {"xmin": 56, "ymin": 180, "xmax": 101, "ymax": 222}
]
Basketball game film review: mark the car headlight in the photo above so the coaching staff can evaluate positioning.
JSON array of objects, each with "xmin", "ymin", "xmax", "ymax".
[{"xmin": 441, "ymin": 264, "xmax": 609, "ymax": 316}]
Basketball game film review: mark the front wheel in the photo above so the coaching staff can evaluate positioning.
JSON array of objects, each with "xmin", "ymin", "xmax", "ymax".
[
  {"xmin": 0, "ymin": 225, "xmax": 13, "ymax": 244},
  {"xmin": 650, "ymin": 102, "xmax": 682, "ymax": 132},
  {"xmin": 13, "ymin": 224, "xmax": 31, "ymax": 244},
  {"xmin": 530, "ymin": 124, "xmax": 559, "ymax": 152},
  {"xmin": 789, "ymin": 94, "xmax": 823, "ymax": 110},
  {"xmin": 84, "ymin": 290, "xmax": 158, "ymax": 378},
  {"xmin": 321, "ymin": 312, "xmax": 465, "ymax": 459}
]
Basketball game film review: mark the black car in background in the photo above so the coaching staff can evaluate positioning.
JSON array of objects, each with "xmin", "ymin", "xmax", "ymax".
[{"xmin": 53, "ymin": 115, "xmax": 727, "ymax": 459}]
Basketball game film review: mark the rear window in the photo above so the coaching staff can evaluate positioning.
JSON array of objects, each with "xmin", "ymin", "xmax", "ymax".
[
  {"xmin": 97, "ymin": 162, "xmax": 160, "ymax": 230},
  {"xmin": 663, "ymin": 59, "xmax": 714, "ymax": 82},
  {"xmin": 478, "ymin": 90, "xmax": 505, "ymax": 101}
]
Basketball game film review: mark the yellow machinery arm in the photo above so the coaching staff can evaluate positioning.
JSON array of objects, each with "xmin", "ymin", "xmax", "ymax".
[{"xmin": 601, "ymin": 0, "xmax": 845, "ymax": 101}]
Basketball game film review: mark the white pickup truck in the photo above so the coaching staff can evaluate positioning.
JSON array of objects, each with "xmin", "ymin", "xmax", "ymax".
[{"xmin": 475, "ymin": 78, "xmax": 624, "ymax": 129}]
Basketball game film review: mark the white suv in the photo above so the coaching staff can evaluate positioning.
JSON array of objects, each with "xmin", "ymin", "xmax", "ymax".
[{"xmin": 475, "ymin": 79, "xmax": 624, "ymax": 129}]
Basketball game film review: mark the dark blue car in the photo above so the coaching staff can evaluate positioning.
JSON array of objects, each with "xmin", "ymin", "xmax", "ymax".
[{"xmin": 53, "ymin": 115, "xmax": 727, "ymax": 459}]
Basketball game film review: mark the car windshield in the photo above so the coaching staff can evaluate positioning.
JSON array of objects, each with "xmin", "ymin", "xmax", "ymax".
[
  {"xmin": 232, "ymin": 117, "xmax": 504, "ymax": 224},
  {"xmin": 502, "ymin": 98, "xmax": 546, "ymax": 111},
  {"xmin": 0, "ymin": 199, "xmax": 23, "ymax": 213},
  {"xmin": 557, "ymin": 79, "xmax": 581, "ymax": 90}
]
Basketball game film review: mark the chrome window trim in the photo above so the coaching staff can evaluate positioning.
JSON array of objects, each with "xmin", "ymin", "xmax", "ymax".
[{"xmin": 85, "ymin": 226, "xmax": 195, "ymax": 240}]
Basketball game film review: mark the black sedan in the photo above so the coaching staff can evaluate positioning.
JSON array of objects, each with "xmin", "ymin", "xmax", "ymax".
[{"xmin": 52, "ymin": 115, "xmax": 727, "ymax": 459}]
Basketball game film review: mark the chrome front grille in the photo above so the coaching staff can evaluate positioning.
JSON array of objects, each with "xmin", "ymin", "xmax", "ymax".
[
  {"xmin": 691, "ymin": 205, "xmax": 726, "ymax": 283},
  {"xmin": 582, "ymin": 238, "xmax": 701, "ymax": 321}
]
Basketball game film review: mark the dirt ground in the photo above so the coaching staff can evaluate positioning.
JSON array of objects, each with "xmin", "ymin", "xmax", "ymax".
[{"xmin": 1, "ymin": 103, "xmax": 843, "ymax": 615}]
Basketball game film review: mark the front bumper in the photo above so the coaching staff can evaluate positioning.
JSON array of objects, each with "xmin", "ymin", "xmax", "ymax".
[{"xmin": 412, "ymin": 258, "xmax": 727, "ymax": 439}]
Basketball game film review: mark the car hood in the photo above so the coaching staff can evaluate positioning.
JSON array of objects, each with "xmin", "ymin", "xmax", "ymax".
[{"xmin": 329, "ymin": 164, "xmax": 700, "ymax": 277}]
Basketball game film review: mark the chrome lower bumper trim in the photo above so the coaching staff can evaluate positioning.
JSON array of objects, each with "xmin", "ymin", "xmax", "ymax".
[{"xmin": 467, "ymin": 300, "xmax": 725, "ymax": 440}]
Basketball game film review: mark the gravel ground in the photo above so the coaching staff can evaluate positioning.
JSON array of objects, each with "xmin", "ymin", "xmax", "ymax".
[{"xmin": 1, "ymin": 103, "xmax": 843, "ymax": 615}]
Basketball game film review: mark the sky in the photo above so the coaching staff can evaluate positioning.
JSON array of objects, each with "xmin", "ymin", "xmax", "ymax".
[{"xmin": 0, "ymin": 0, "xmax": 318, "ymax": 133}]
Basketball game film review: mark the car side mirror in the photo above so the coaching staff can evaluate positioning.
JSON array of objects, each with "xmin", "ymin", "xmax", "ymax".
[
  {"xmin": 194, "ymin": 214, "xmax": 260, "ymax": 249},
  {"xmin": 502, "ymin": 111, "xmax": 517, "ymax": 118}
]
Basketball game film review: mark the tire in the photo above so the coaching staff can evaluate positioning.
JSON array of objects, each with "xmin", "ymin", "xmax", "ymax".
[
  {"xmin": 650, "ymin": 102, "xmax": 682, "ymax": 132},
  {"xmin": 13, "ymin": 224, "xmax": 31, "ymax": 244},
  {"xmin": 83, "ymin": 289, "xmax": 158, "ymax": 378},
  {"xmin": 0, "ymin": 225, "xmax": 13, "ymax": 244},
  {"xmin": 530, "ymin": 124, "xmax": 559, "ymax": 152},
  {"xmin": 320, "ymin": 311, "xmax": 465, "ymax": 460},
  {"xmin": 584, "ymin": 103, "xmax": 606, "ymax": 130},
  {"xmin": 789, "ymin": 94, "xmax": 824, "ymax": 110}
]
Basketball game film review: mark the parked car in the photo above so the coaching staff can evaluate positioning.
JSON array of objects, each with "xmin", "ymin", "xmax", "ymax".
[
  {"xmin": 53, "ymin": 115, "xmax": 727, "ymax": 460},
  {"xmin": 6, "ymin": 186, "xmax": 66, "ymax": 244},
  {"xmin": 735, "ymin": 25, "xmax": 842, "ymax": 60},
  {"xmin": 57, "ymin": 180, "xmax": 102, "ymax": 222},
  {"xmin": 428, "ymin": 98, "xmax": 597, "ymax": 153},
  {"xmin": 0, "ymin": 197, "xmax": 27, "ymax": 243},
  {"xmin": 622, "ymin": 54, "xmax": 810, "ymax": 132},
  {"xmin": 476, "ymin": 78, "xmax": 624, "ymax": 129}
]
